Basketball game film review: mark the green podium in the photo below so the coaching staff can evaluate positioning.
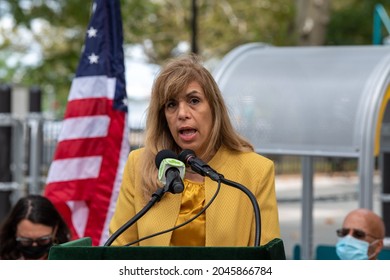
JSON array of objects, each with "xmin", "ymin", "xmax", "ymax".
[{"xmin": 48, "ymin": 238, "xmax": 286, "ymax": 260}]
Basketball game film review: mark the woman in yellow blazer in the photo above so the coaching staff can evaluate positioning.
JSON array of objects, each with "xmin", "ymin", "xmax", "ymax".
[{"xmin": 109, "ymin": 54, "xmax": 280, "ymax": 247}]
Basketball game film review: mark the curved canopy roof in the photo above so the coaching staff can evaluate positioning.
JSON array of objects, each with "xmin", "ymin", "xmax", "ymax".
[{"xmin": 213, "ymin": 43, "xmax": 390, "ymax": 158}]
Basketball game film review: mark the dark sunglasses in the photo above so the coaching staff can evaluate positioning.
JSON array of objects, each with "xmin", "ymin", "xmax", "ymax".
[
  {"xmin": 16, "ymin": 235, "xmax": 53, "ymax": 247},
  {"xmin": 336, "ymin": 228, "xmax": 378, "ymax": 240}
]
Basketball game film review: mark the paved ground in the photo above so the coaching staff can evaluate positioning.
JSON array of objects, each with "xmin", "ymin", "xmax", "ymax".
[{"xmin": 275, "ymin": 172, "xmax": 383, "ymax": 259}]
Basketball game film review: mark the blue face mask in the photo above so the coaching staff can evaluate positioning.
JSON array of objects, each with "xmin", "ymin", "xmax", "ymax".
[{"xmin": 336, "ymin": 235, "xmax": 371, "ymax": 260}]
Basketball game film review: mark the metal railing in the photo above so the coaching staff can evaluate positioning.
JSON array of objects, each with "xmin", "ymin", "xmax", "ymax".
[
  {"xmin": 373, "ymin": 3, "xmax": 390, "ymax": 44},
  {"xmin": 1, "ymin": 116, "xmax": 362, "ymax": 197}
]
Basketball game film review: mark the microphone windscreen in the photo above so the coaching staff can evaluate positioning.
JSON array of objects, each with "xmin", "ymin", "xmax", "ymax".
[
  {"xmin": 155, "ymin": 149, "xmax": 177, "ymax": 168},
  {"xmin": 178, "ymin": 149, "xmax": 195, "ymax": 164}
]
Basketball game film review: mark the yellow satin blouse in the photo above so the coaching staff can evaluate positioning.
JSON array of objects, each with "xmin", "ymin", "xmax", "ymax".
[{"xmin": 170, "ymin": 179, "xmax": 205, "ymax": 246}]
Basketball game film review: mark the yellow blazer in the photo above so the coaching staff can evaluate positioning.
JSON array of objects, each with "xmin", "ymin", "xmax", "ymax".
[{"xmin": 109, "ymin": 145, "xmax": 280, "ymax": 246}]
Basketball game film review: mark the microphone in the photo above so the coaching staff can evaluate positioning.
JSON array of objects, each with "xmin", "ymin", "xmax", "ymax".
[
  {"xmin": 155, "ymin": 149, "xmax": 185, "ymax": 194},
  {"xmin": 178, "ymin": 149, "xmax": 222, "ymax": 181}
]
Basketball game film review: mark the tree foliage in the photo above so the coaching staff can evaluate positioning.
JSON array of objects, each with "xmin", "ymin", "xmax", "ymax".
[{"xmin": 326, "ymin": 0, "xmax": 390, "ymax": 45}]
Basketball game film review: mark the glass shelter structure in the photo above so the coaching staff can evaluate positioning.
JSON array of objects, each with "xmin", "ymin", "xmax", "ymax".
[{"xmin": 213, "ymin": 43, "xmax": 390, "ymax": 259}]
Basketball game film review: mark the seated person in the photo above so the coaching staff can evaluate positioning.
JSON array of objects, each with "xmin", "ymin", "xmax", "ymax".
[
  {"xmin": 336, "ymin": 208, "xmax": 385, "ymax": 260},
  {"xmin": 0, "ymin": 195, "xmax": 71, "ymax": 260}
]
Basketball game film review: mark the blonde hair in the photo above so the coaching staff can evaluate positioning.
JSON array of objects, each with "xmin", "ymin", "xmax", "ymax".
[{"xmin": 140, "ymin": 54, "xmax": 253, "ymax": 199}]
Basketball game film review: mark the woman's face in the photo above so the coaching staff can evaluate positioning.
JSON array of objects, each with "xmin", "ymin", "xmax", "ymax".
[
  {"xmin": 165, "ymin": 81, "xmax": 213, "ymax": 158},
  {"xmin": 16, "ymin": 219, "xmax": 54, "ymax": 260}
]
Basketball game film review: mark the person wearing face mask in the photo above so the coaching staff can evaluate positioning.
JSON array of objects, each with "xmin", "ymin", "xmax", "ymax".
[
  {"xmin": 108, "ymin": 54, "xmax": 281, "ymax": 247},
  {"xmin": 0, "ymin": 195, "xmax": 71, "ymax": 260},
  {"xmin": 335, "ymin": 208, "xmax": 385, "ymax": 260}
]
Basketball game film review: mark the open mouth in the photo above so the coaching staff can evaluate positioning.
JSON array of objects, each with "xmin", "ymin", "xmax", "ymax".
[{"xmin": 179, "ymin": 129, "xmax": 197, "ymax": 135}]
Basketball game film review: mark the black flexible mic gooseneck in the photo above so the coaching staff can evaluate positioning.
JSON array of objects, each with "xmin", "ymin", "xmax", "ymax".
[
  {"xmin": 178, "ymin": 149, "xmax": 262, "ymax": 247},
  {"xmin": 104, "ymin": 150, "xmax": 184, "ymax": 246}
]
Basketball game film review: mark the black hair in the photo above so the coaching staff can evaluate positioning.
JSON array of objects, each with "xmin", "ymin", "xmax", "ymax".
[{"xmin": 0, "ymin": 195, "xmax": 71, "ymax": 259}]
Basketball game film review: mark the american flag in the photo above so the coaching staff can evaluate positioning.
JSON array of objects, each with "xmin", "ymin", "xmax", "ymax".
[{"xmin": 44, "ymin": 0, "xmax": 130, "ymax": 246}]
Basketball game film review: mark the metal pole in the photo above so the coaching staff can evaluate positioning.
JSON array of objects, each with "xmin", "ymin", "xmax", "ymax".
[
  {"xmin": 28, "ymin": 86, "xmax": 43, "ymax": 194},
  {"xmin": 380, "ymin": 153, "xmax": 390, "ymax": 238},
  {"xmin": 0, "ymin": 84, "xmax": 13, "ymax": 223},
  {"xmin": 191, "ymin": 0, "xmax": 198, "ymax": 54},
  {"xmin": 29, "ymin": 85, "xmax": 42, "ymax": 113},
  {"xmin": 373, "ymin": 4, "xmax": 390, "ymax": 45},
  {"xmin": 301, "ymin": 156, "xmax": 314, "ymax": 259}
]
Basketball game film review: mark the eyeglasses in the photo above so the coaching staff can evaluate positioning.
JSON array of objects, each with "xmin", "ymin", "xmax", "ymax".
[
  {"xmin": 336, "ymin": 228, "xmax": 378, "ymax": 240},
  {"xmin": 16, "ymin": 235, "xmax": 53, "ymax": 247}
]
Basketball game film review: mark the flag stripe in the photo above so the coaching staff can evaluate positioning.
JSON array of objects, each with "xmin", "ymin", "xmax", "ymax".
[
  {"xmin": 46, "ymin": 156, "xmax": 103, "ymax": 183},
  {"xmin": 69, "ymin": 76, "xmax": 116, "ymax": 101},
  {"xmin": 58, "ymin": 116, "xmax": 110, "ymax": 141},
  {"xmin": 67, "ymin": 201, "xmax": 89, "ymax": 238},
  {"xmin": 64, "ymin": 98, "xmax": 113, "ymax": 118},
  {"xmin": 52, "ymin": 138, "xmax": 106, "ymax": 159}
]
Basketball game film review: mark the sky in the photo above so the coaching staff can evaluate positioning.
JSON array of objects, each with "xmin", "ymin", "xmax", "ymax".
[{"xmin": 125, "ymin": 46, "xmax": 160, "ymax": 129}]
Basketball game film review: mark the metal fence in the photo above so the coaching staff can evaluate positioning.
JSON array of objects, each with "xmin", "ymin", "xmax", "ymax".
[
  {"xmin": 4, "ymin": 117, "xmax": 363, "ymax": 196},
  {"xmin": 42, "ymin": 120, "xmax": 360, "ymax": 176}
]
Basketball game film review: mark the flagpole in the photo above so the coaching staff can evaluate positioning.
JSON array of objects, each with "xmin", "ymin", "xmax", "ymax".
[{"xmin": 191, "ymin": 0, "xmax": 198, "ymax": 54}]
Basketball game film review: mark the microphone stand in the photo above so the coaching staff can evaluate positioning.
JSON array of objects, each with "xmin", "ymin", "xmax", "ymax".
[
  {"xmin": 104, "ymin": 188, "xmax": 165, "ymax": 246},
  {"xmin": 219, "ymin": 176, "xmax": 261, "ymax": 247}
]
